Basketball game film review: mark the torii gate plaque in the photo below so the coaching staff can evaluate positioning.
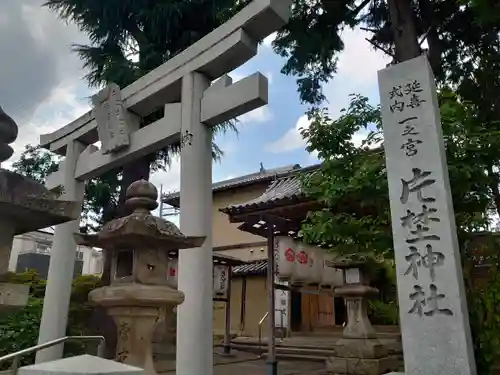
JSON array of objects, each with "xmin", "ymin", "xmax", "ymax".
[{"xmin": 35, "ymin": 1, "xmax": 292, "ymax": 375}]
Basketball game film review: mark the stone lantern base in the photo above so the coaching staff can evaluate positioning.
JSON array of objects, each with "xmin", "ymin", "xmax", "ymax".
[
  {"xmin": 89, "ymin": 283, "xmax": 184, "ymax": 375},
  {"xmin": 326, "ymin": 262, "xmax": 402, "ymax": 375},
  {"xmin": 326, "ymin": 338, "xmax": 402, "ymax": 375}
]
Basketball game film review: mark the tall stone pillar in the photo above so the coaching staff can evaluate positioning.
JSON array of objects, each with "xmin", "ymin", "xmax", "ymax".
[
  {"xmin": 36, "ymin": 140, "xmax": 86, "ymax": 363},
  {"xmin": 176, "ymin": 72, "xmax": 213, "ymax": 375},
  {"xmin": 0, "ymin": 219, "xmax": 14, "ymax": 273}
]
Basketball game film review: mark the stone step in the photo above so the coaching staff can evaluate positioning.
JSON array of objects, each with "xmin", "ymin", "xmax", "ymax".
[
  {"xmin": 260, "ymin": 352, "xmax": 327, "ymax": 363},
  {"xmin": 230, "ymin": 336, "xmax": 403, "ymax": 356},
  {"xmin": 230, "ymin": 338, "xmax": 338, "ymax": 351},
  {"xmin": 154, "ymin": 350, "xmax": 262, "ymax": 373},
  {"xmin": 227, "ymin": 343, "xmax": 335, "ymax": 358}
]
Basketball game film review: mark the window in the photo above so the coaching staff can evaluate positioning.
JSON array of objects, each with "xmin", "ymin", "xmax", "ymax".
[
  {"xmin": 76, "ymin": 251, "xmax": 84, "ymax": 260},
  {"xmin": 36, "ymin": 243, "xmax": 50, "ymax": 255},
  {"xmin": 115, "ymin": 250, "xmax": 134, "ymax": 279}
]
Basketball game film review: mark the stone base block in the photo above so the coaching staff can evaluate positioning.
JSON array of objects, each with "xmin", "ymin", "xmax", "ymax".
[
  {"xmin": 18, "ymin": 354, "xmax": 144, "ymax": 375},
  {"xmin": 326, "ymin": 355, "xmax": 401, "ymax": 375},
  {"xmin": 332, "ymin": 339, "xmax": 390, "ymax": 359},
  {"xmin": 0, "ymin": 283, "xmax": 29, "ymax": 312}
]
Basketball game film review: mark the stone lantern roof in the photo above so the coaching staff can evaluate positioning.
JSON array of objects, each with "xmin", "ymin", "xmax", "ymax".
[
  {"xmin": 74, "ymin": 180, "xmax": 205, "ymax": 250},
  {"xmin": 0, "ymin": 106, "xmax": 18, "ymax": 162},
  {"xmin": 0, "ymin": 170, "xmax": 80, "ymax": 234},
  {"xmin": 0, "ymin": 106, "xmax": 80, "ymax": 233}
]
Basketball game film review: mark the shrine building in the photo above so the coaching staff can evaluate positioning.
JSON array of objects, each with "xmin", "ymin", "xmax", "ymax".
[{"xmin": 163, "ymin": 163, "xmax": 347, "ymax": 338}]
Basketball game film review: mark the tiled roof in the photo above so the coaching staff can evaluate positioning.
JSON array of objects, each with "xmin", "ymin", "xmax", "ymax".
[
  {"xmin": 232, "ymin": 260, "xmax": 267, "ymax": 276},
  {"xmin": 220, "ymin": 164, "xmax": 320, "ymax": 217},
  {"xmin": 162, "ymin": 164, "xmax": 302, "ymax": 207}
]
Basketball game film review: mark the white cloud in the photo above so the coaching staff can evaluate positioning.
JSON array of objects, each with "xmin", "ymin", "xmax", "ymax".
[
  {"xmin": 150, "ymin": 156, "xmax": 181, "ymax": 224},
  {"xmin": 219, "ymin": 175, "xmax": 235, "ymax": 181},
  {"xmin": 351, "ymin": 128, "xmax": 371, "ymax": 148},
  {"xmin": 265, "ymin": 26, "xmax": 389, "ymax": 156},
  {"xmin": 266, "ymin": 115, "xmax": 311, "ymax": 153},
  {"xmin": 264, "ymin": 71, "xmax": 274, "ymax": 84},
  {"xmin": 335, "ymin": 28, "xmax": 390, "ymax": 87},
  {"xmin": 238, "ymin": 106, "xmax": 272, "ymax": 125},
  {"xmin": 263, "ymin": 32, "xmax": 277, "ymax": 47},
  {"xmin": 325, "ymin": 28, "xmax": 390, "ymax": 117},
  {"xmin": 0, "ymin": 0, "xmax": 89, "ymax": 123},
  {"xmin": 5, "ymin": 83, "xmax": 92, "ymax": 170},
  {"xmin": 150, "ymin": 157, "xmax": 181, "ymax": 195},
  {"xmin": 266, "ymin": 113, "xmax": 373, "ymax": 155}
]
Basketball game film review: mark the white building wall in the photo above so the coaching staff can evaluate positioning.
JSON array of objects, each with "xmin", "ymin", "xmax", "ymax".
[{"xmin": 8, "ymin": 230, "xmax": 103, "ymax": 276}]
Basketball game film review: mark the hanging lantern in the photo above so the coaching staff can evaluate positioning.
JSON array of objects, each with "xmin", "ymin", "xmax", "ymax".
[
  {"xmin": 292, "ymin": 241, "xmax": 310, "ymax": 284},
  {"xmin": 167, "ymin": 258, "xmax": 178, "ymax": 288},
  {"xmin": 321, "ymin": 253, "xmax": 344, "ymax": 287},
  {"xmin": 213, "ymin": 265, "xmax": 230, "ymax": 297},
  {"xmin": 275, "ymin": 236, "xmax": 296, "ymax": 281},
  {"xmin": 307, "ymin": 245, "xmax": 324, "ymax": 285}
]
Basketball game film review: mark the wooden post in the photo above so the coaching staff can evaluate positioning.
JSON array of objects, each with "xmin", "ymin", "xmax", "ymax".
[
  {"xmin": 239, "ymin": 276, "xmax": 247, "ymax": 334},
  {"xmin": 266, "ymin": 220, "xmax": 277, "ymax": 375},
  {"xmin": 223, "ymin": 267, "xmax": 233, "ymax": 355}
]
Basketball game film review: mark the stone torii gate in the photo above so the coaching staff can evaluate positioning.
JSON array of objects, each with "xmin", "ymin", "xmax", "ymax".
[{"xmin": 35, "ymin": 2, "xmax": 292, "ymax": 375}]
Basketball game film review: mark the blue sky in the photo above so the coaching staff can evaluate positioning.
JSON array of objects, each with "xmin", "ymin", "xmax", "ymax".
[
  {"xmin": 205, "ymin": 30, "xmax": 389, "ymax": 185},
  {"xmin": 2, "ymin": 3, "xmax": 390, "ymax": 195}
]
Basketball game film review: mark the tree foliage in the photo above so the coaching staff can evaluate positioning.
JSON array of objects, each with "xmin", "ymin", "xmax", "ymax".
[
  {"xmin": 43, "ymin": 0, "xmax": 246, "ymax": 221},
  {"xmin": 298, "ymin": 92, "xmax": 500, "ymax": 373},
  {"xmin": 299, "ymin": 93, "xmax": 495, "ymax": 257},
  {"xmin": 272, "ymin": 0, "xmax": 500, "ymax": 105},
  {"xmin": 0, "ymin": 272, "xmax": 101, "ymax": 369},
  {"xmin": 11, "ymin": 145, "xmax": 118, "ymax": 232},
  {"xmin": 11, "ymin": 145, "xmax": 60, "ymax": 185}
]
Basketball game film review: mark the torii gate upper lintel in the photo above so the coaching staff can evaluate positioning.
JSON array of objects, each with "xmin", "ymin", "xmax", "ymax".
[
  {"xmin": 35, "ymin": 1, "xmax": 293, "ymax": 375},
  {"xmin": 39, "ymin": 0, "xmax": 288, "ymax": 156}
]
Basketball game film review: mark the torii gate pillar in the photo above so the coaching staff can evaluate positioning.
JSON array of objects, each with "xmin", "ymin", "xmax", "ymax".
[
  {"xmin": 34, "ymin": 1, "xmax": 293, "ymax": 373},
  {"xmin": 177, "ymin": 72, "xmax": 213, "ymax": 375}
]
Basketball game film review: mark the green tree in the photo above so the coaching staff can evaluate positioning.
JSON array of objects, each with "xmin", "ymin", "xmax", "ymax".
[
  {"xmin": 11, "ymin": 145, "xmax": 60, "ymax": 185},
  {"xmin": 299, "ymin": 93, "xmax": 493, "ymax": 257},
  {"xmin": 44, "ymin": 0, "xmax": 245, "ymax": 216},
  {"xmin": 299, "ymin": 93, "xmax": 500, "ymax": 373},
  {"xmin": 0, "ymin": 272, "xmax": 102, "ymax": 368},
  {"xmin": 11, "ymin": 145, "xmax": 119, "ymax": 232},
  {"xmin": 42, "ymin": 1, "xmax": 248, "ymax": 329},
  {"xmin": 271, "ymin": 1, "xmax": 500, "ymax": 219},
  {"xmin": 272, "ymin": 0, "xmax": 500, "ymax": 104}
]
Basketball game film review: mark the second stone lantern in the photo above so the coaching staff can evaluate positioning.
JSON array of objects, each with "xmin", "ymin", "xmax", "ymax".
[{"xmin": 74, "ymin": 180, "xmax": 205, "ymax": 375}]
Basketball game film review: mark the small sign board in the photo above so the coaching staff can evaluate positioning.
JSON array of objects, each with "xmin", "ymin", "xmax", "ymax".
[{"xmin": 92, "ymin": 83, "xmax": 134, "ymax": 154}]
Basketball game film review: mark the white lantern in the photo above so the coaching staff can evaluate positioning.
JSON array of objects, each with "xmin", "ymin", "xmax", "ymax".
[
  {"xmin": 307, "ymin": 246, "xmax": 324, "ymax": 285},
  {"xmin": 213, "ymin": 265, "xmax": 230, "ymax": 296},
  {"xmin": 321, "ymin": 253, "xmax": 344, "ymax": 287},
  {"xmin": 275, "ymin": 236, "xmax": 296, "ymax": 281},
  {"xmin": 292, "ymin": 242, "xmax": 310, "ymax": 284},
  {"xmin": 167, "ymin": 258, "xmax": 178, "ymax": 287}
]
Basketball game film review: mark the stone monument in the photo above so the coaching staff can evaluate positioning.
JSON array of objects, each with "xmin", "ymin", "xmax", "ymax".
[
  {"xmin": 378, "ymin": 55, "xmax": 476, "ymax": 375},
  {"xmin": 326, "ymin": 259, "xmax": 401, "ymax": 375},
  {"xmin": 74, "ymin": 180, "xmax": 204, "ymax": 375},
  {"xmin": 0, "ymin": 107, "xmax": 79, "ymax": 311}
]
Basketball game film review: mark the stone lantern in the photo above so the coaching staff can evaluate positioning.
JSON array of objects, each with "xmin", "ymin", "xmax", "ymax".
[
  {"xmin": 326, "ymin": 257, "xmax": 401, "ymax": 375},
  {"xmin": 333, "ymin": 260, "xmax": 378, "ymax": 339},
  {"xmin": 0, "ymin": 106, "xmax": 80, "ymax": 312},
  {"xmin": 74, "ymin": 180, "xmax": 205, "ymax": 375}
]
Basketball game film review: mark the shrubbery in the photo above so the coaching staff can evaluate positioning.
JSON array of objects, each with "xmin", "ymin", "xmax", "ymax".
[{"xmin": 0, "ymin": 271, "xmax": 101, "ymax": 369}]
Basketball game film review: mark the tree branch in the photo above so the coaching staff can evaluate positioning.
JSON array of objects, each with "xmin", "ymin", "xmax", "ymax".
[
  {"xmin": 387, "ymin": 0, "xmax": 421, "ymax": 62},
  {"xmin": 349, "ymin": 0, "xmax": 372, "ymax": 18},
  {"xmin": 418, "ymin": 0, "xmax": 443, "ymax": 75}
]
